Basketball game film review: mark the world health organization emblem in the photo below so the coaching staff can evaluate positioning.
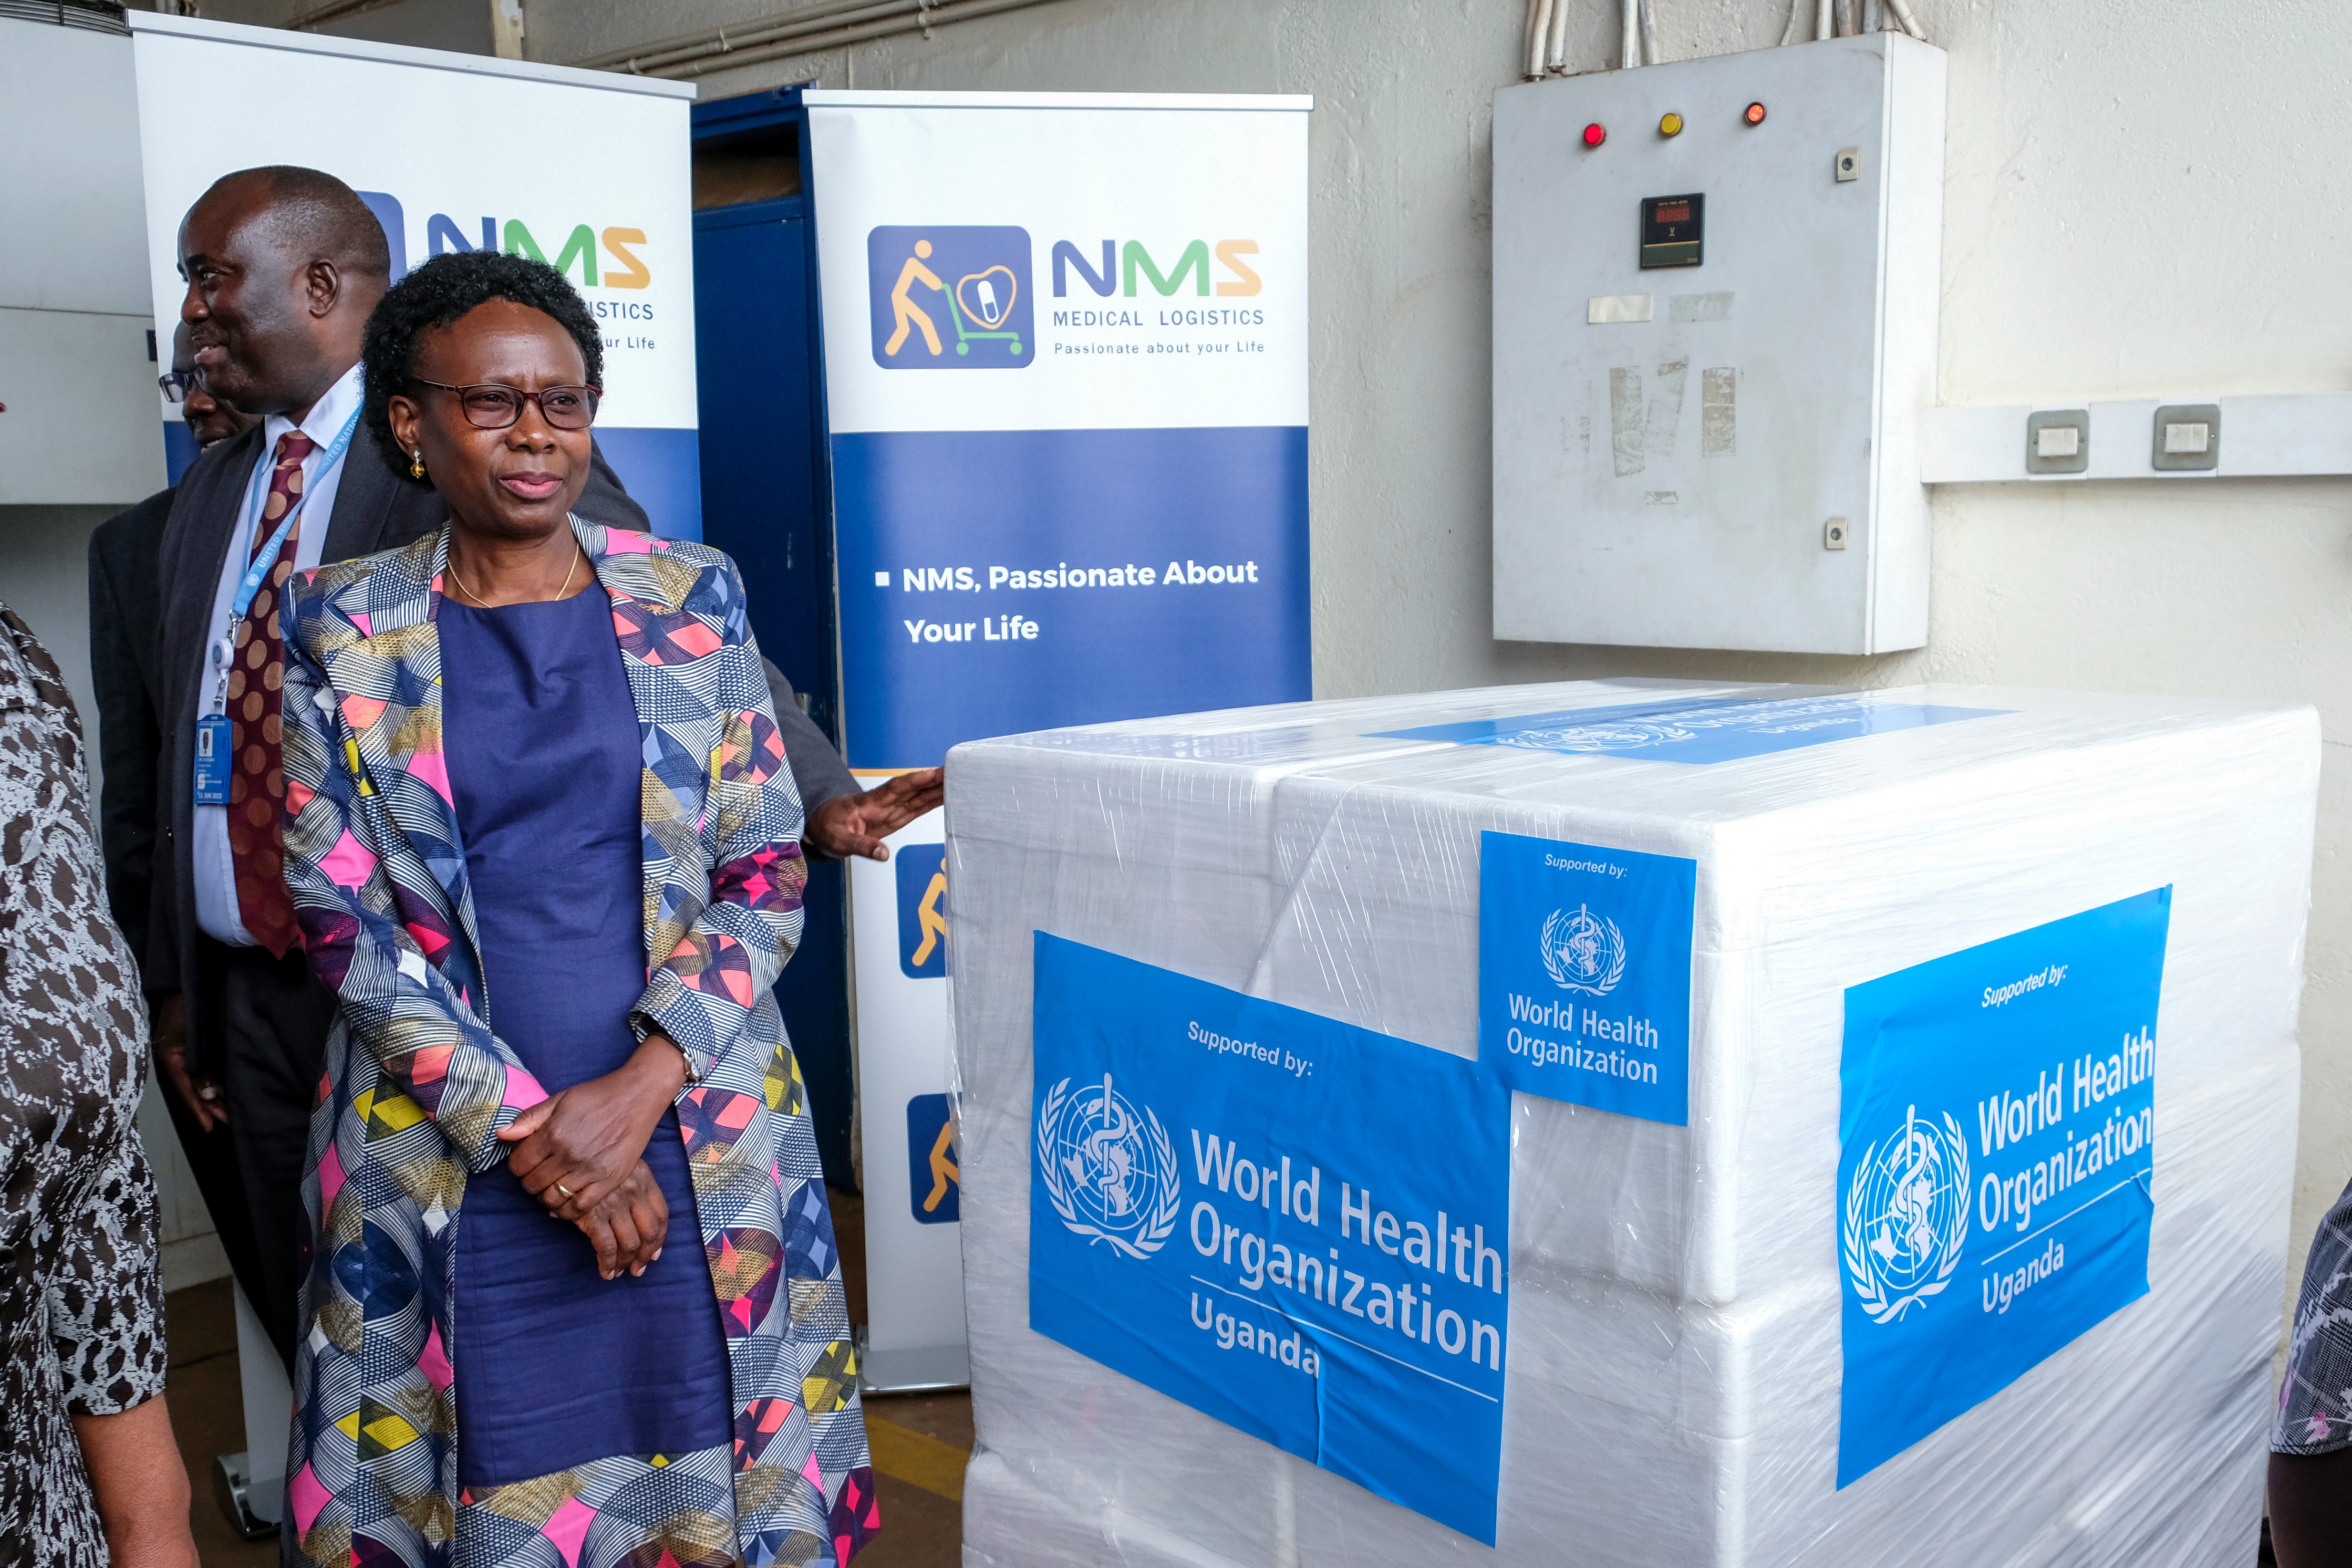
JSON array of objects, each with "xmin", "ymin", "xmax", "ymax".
[
  {"xmin": 1495, "ymin": 718, "xmax": 1696, "ymax": 755},
  {"xmin": 1540, "ymin": 904, "xmax": 1627, "ymax": 996},
  {"xmin": 1036, "ymin": 1073, "xmax": 1181, "ymax": 1259},
  {"xmin": 1843, "ymin": 1105, "xmax": 1971, "ymax": 1324}
]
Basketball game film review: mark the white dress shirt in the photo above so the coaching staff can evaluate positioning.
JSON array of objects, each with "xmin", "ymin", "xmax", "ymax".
[{"xmin": 191, "ymin": 363, "xmax": 366, "ymax": 948}]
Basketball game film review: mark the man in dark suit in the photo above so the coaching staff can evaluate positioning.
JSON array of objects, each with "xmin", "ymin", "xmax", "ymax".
[
  {"xmin": 147, "ymin": 166, "xmax": 655, "ymax": 1370},
  {"xmin": 95, "ymin": 325, "xmax": 260, "ymax": 983},
  {"xmin": 776, "ymin": 668, "xmax": 943, "ymax": 858},
  {"xmin": 91, "ymin": 322, "xmax": 265, "ymax": 1319}
]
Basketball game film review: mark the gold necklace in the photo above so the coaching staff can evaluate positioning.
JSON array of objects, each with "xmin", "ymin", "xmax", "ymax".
[{"xmin": 445, "ymin": 537, "xmax": 583, "ymax": 608}]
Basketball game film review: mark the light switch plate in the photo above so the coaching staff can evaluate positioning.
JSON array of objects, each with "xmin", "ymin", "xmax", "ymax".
[
  {"xmin": 2151, "ymin": 403, "xmax": 2220, "ymax": 471},
  {"xmin": 2025, "ymin": 409, "xmax": 2090, "ymax": 475}
]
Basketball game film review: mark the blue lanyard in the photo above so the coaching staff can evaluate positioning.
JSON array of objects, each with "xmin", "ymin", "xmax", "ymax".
[
  {"xmin": 232, "ymin": 407, "xmax": 361, "ymax": 618},
  {"xmin": 210, "ymin": 406, "xmax": 362, "ymax": 709}
]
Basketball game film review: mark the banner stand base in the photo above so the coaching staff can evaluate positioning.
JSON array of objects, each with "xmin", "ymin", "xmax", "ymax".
[{"xmin": 856, "ymin": 1328, "xmax": 970, "ymax": 1394}]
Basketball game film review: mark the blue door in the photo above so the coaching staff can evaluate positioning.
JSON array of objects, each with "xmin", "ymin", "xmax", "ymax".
[{"xmin": 692, "ymin": 130, "xmax": 854, "ymax": 1188}]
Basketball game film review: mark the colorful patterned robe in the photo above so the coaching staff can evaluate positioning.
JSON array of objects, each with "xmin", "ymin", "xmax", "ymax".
[{"xmin": 277, "ymin": 520, "xmax": 878, "ymax": 1568}]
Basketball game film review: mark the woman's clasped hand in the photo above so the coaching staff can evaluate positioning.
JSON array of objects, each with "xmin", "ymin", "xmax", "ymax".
[{"xmin": 496, "ymin": 1034, "xmax": 691, "ymax": 1277}]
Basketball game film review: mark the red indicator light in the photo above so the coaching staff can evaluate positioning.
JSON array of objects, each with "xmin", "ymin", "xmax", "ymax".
[
  {"xmin": 1583, "ymin": 122, "xmax": 1607, "ymax": 147},
  {"xmin": 1744, "ymin": 101, "xmax": 1767, "ymax": 125}
]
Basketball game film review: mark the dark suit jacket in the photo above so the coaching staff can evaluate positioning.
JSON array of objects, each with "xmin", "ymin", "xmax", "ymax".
[
  {"xmin": 147, "ymin": 426, "xmax": 649, "ymax": 1070},
  {"xmin": 762, "ymin": 656, "xmax": 858, "ymax": 828},
  {"xmin": 88, "ymin": 487, "xmax": 176, "ymax": 970}
]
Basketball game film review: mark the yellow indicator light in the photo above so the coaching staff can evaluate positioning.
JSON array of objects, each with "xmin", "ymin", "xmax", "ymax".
[{"xmin": 1658, "ymin": 112, "xmax": 1684, "ymax": 136}]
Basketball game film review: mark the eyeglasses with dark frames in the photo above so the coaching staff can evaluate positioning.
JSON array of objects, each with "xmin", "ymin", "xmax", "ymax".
[
  {"xmin": 409, "ymin": 379, "xmax": 602, "ymax": 431},
  {"xmin": 158, "ymin": 370, "xmax": 198, "ymax": 403}
]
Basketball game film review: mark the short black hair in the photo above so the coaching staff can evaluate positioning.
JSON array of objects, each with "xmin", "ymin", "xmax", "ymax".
[
  {"xmin": 359, "ymin": 250, "xmax": 605, "ymax": 480},
  {"xmin": 200, "ymin": 165, "xmax": 390, "ymax": 279}
]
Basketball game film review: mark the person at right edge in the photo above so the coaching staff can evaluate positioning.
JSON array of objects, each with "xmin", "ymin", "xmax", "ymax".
[{"xmin": 2269, "ymin": 1171, "xmax": 2352, "ymax": 1567}]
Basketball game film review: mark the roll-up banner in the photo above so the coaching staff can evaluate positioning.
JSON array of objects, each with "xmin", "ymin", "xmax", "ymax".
[
  {"xmin": 807, "ymin": 91, "xmax": 1312, "ymax": 1389},
  {"xmin": 126, "ymin": 12, "xmax": 701, "ymax": 537}
]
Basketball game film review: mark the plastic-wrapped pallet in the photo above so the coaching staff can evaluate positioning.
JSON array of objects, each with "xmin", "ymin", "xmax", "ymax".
[{"xmin": 944, "ymin": 680, "xmax": 2318, "ymax": 1568}]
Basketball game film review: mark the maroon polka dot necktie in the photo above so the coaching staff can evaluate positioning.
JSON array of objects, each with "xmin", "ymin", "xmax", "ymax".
[{"xmin": 227, "ymin": 428, "xmax": 313, "ymax": 958}]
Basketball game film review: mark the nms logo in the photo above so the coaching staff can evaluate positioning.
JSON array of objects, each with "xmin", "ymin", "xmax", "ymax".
[
  {"xmin": 1050, "ymin": 237, "xmax": 1262, "ymax": 300},
  {"xmin": 354, "ymin": 193, "xmax": 655, "ymax": 304},
  {"xmin": 867, "ymin": 225, "xmax": 1032, "ymax": 370}
]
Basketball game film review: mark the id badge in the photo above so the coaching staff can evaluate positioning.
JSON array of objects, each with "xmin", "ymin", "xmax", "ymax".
[{"xmin": 194, "ymin": 713, "xmax": 232, "ymax": 804}]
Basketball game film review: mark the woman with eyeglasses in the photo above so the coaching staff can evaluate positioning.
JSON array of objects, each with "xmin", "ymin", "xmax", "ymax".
[{"xmin": 270, "ymin": 252, "xmax": 875, "ymax": 1568}]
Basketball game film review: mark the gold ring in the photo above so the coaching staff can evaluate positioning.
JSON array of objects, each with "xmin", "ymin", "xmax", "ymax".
[{"xmin": 554, "ymin": 1183, "xmax": 574, "ymax": 1200}]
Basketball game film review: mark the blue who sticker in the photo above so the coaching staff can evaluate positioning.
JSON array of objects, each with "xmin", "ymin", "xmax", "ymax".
[
  {"xmin": 867, "ymin": 225, "xmax": 1033, "ymax": 369},
  {"xmin": 1836, "ymin": 888, "xmax": 2171, "ymax": 1486},
  {"xmin": 895, "ymin": 845, "xmax": 949, "ymax": 979},
  {"xmin": 1374, "ymin": 692, "xmax": 2009, "ymax": 765},
  {"xmin": 1478, "ymin": 831, "xmax": 1697, "ymax": 1124},
  {"xmin": 1030, "ymin": 934, "xmax": 1513, "ymax": 1543}
]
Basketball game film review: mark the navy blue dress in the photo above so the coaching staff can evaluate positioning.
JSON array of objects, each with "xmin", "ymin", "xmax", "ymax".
[{"xmin": 439, "ymin": 587, "xmax": 731, "ymax": 1486}]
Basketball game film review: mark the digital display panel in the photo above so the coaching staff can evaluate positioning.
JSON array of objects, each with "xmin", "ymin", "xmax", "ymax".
[{"xmin": 1639, "ymin": 191, "xmax": 1705, "ymax": 269}]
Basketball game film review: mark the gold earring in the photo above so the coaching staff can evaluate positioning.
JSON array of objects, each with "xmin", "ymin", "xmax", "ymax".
[{"xmin": 409, "ymin": 449, "xmax": 426, "ymax": 479}]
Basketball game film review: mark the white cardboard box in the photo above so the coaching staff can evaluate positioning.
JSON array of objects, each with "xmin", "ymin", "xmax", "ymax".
[{"xmin": 947, "ymin": 680, "xmax": 2315, "ymax": 1567}]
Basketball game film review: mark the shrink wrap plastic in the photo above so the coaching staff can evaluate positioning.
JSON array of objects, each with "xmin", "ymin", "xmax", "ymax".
[{"xmin": 943, "ymin": 680, "xmax": 2318, "ymax": 1567}]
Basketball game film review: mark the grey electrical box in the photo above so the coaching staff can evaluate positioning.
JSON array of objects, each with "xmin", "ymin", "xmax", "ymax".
[{"xmin": 1491, "ymin": 34, "xmax": 1948, "ymax": 655}]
